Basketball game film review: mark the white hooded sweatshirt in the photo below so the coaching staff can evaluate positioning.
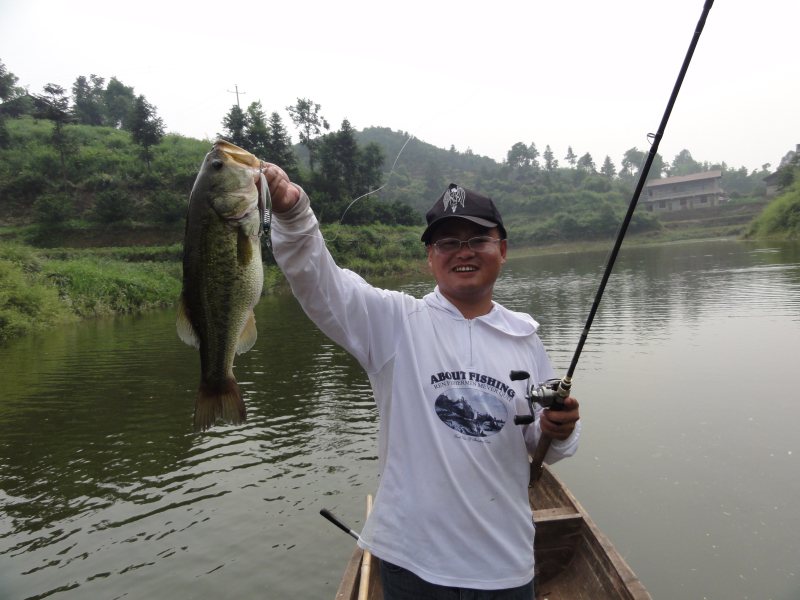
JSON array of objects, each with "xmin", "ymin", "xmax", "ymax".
[{"xmin": 272, "ymin": 191, "xmax": 580, "ymax": 590}]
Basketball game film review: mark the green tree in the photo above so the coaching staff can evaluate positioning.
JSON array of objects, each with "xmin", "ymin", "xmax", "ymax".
[
  {"xmin": 128, "ymin": 95, "xmax": 165, "ymax": 170},
  {"xmin": 669, "ymin": 149, "xmax": 702, "ymax": 177},
  {"xmin": 528, "ymin": 142, "xmax": 540, "ymax": 170},
  {"xmin": 0, "ymin": 60, "xmax": 18, "ymax": 103},
  {"xmin": 243, "ymin": 101, "xmax": 269, "ymax": 156},
  {"xmin": 264, "ymin": 111, "xmax": 299, "ymax": 178},
  {"xmin": 315, "ymin": 119, "xmax": 372, "ymax": 200},
  {"xmin": 577, "ymin": 152, "xmax": 596, "ymax": 173},
  {"xmin": 220, "ymin": 104, "xmax": 248, "ymax": 149},
  {"xmin": 600, "ymin": 155, "xmax": 616, "ymax": 179},
  {"xmin": 104, "ymin": 76, "xmax": 135, "ymax": 128},
  {"xmin": 620, "ymin": 147, "xmax": 666, "ymax": 182},
  {"xmin": 309, "ymin": 120, "xmax": 386, "ymax": 223},
  {"xmin": 0, "ymin": 60, "xmax": 16, "ymax": 147},
  {"xmin": 0, "ymin": 60, "xmax": 33, "ymax": 122},
  {"xmin": 71, "ymin": 74, "xmax": 107, "ymax": 126},
  {"xmin": 506, "ymin": 142, "xmax": 531, "ymax": 168},
  {"xmin": 564, "ymin": 146, "xmax": 577, "ymax": 167},
  {"xmin": 543, "ymin": 145, "xmax": 558, "ymax": 171},
  {"xmin": 620, "ymin": 147, "xmax": 642, "ymax": 181},
  {"xmin": 775, "ymin": 150, "xmax": 799, "ymax": 190},
  {"xmin": 33, "ymin": 83, "xmax": 77, "ymax": 187},
  {"xmin": 359, "ymin": 141, "xmax": 385, "ymax": 196},
  {"xmin": 286, "ymin": 98, "xmax": 329, "ymax": 171}
]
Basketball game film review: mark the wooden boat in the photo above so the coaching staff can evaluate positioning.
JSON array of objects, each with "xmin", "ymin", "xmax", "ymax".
[{"xmin": 334, "ymin": 464, "xmax": 652, "ymax": 600}]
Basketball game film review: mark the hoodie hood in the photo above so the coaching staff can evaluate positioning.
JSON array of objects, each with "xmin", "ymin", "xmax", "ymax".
[{"xmin": 424, "ymin": 287, "xmax": 539, "ymax": 337}]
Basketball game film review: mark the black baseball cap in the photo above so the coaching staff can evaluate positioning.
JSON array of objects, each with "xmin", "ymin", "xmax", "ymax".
[{"xmin": 421, "ymin": 183, "xmax": 506, "ymax": 244}]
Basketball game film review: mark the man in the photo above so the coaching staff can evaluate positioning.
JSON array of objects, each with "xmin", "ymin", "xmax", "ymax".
[{"xmin": 263, "ymin": 167, "xmax": 580, "ymax": 599}]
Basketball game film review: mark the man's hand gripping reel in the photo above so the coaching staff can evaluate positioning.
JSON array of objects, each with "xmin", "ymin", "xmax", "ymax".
[
  {"xmin": 510, "ymin": 370, "xmax": 572, "ymax": 485},
  {"xmin": 509, "ymin": 371, "xmax": 571, "ymax": 425}
]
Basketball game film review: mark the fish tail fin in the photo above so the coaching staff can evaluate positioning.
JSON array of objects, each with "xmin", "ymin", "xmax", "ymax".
[{"xmin": 194, "ymin": 377, "xmax": 246, "ymax": 432}]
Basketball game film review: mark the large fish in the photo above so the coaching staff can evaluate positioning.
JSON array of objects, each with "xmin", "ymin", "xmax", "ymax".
[{"xmin": 177, "ymin": 140, "xmax": 266, "ymax": 432}]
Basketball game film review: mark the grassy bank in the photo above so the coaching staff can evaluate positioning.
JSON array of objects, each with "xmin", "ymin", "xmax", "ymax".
[
  {"xmin": 0, "ymin": 240, "xmax": 186, "ymax": 339},
  {"xmin": 0, "ymin": 222, "xmax": 430, "ymax": 341},
  {"xmin": 745, "ymin": 176, "xmax": 800, "ymax": 239}
]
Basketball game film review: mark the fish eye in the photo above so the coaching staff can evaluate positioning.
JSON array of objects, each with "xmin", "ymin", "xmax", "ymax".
[{"xmin": 212, "ymin": 159, "xmax": 224, "ymax": 170}]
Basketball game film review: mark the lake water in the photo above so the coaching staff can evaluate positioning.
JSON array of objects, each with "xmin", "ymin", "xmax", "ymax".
[{"xmin": 1, "ymin": 239, "xmax": 798, "ymax": 600}]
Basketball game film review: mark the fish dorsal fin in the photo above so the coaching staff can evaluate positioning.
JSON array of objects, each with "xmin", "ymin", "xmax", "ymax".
[
  {"xmin": 236, "ymin": 311, "xmax": 257, "ymax": 355},
  {"xmin": 177, "ymin": 293, "xmax": 200, "ymax": 350}
]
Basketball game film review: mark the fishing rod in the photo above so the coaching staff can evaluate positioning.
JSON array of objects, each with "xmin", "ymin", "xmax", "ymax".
[{"xmin": 513, "ymin": 0, "xmax": 715, "ymax": 485}]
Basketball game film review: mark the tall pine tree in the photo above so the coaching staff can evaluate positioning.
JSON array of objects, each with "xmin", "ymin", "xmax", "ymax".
[
  {"xmin": 33, "ymin": 84, "xmax": 77, "ymax": 187},
  {"xmin": 600, "ymin": 155, "xmax": 616, "ymax": 179},
  {"xmin": 265, "ymin": 111, "xmax": 298, "ymax": 177},
  {"xmin": 220, "ymin": 104, "xmax": 248, "ymax": 149},
  {"xmin": 564, "ymin": 146, "xmax": 577, "ymax": 167},
  {"xmin": 128, "ymin": 95, "xmax": 165, "ymax": 170},
  {"xmin": 543, "ymin": 145, "xmax": 558, "ymax": 171},
  {"xmin": 244, "ymin": 101, "xmax": 269, "ymax": 156}
]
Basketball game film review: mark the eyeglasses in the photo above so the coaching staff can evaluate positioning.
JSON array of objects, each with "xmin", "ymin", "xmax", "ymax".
[{"xmin": 432, "ymin": 236, "xmax": 502, "ymax": 255}]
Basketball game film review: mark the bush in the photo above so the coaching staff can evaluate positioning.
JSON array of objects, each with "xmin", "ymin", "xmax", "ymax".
[
  {"xmin": 583, "ymin": 176, "xmax": 612, "ymax": 193},
  {"xmin": 729, "ymin": 190, "xmax": 743, "ymax": 200},
  {"xmin": 746, "ymin": 182, "xmax": 800, "ymax": 238},
  {"xmin": 33, "ymin": 192, "xmax": 77, "ymax": 224},
  {"xmin": 147, "ymin": 190, "xmax": 187, "ymax": 224},
  {"xmin": 93, "ymin": 188, "xmax": 135, "ymax": 223},
  {"xmin": 0, "ymin": 169, "xmax": 48, "ymax": 204},
  {"xmin": 0, "ymin": 249, "xmax": 73, "ymax": 339}
]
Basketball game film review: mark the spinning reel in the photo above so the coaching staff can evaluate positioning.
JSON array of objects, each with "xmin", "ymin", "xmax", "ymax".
[{"xmin": 509, "ymin": 371, "xmax": 571, "ymax": 426}]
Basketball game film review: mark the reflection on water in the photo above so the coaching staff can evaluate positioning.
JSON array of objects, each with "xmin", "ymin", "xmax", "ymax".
[{"xmin": 1, "ymin": 239, "xmax": 799, "ymax": 600}]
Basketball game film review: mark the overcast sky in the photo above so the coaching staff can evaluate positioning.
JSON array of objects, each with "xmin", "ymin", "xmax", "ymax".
[{"xmin": 2, "ymin": 0, "xmax": 797, "ymax": 174}]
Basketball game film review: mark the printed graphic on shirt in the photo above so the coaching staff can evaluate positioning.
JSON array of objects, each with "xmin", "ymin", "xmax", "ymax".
[{"xmin": 434, "ymin": 387, "xmax": 508, "ymax": 437}]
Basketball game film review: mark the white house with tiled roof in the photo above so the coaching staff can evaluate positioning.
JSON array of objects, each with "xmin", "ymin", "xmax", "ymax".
[{"xmin": 642, "ymin": 170, "xmax": 725, "ymax": 212}]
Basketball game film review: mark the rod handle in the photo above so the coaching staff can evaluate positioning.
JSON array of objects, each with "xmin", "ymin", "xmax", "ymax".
[
  {"xmin": 529, "ymin": 433, "xmax": 554, "ymax": 487},
  {"xmin": 320, "ymin": 508, "xmax": 360, "ymax": 540}
]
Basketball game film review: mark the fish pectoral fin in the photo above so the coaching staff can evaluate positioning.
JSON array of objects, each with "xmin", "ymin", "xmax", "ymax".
[
  {"xmin": 176, "ymin": 293, "xmax": 200, "ymax": 350},
  {"xmin": 235, "ymin": 311, "xmax": 257, "ymax": 355},
  {"xmin": 237, "ymin": 226, "xmax": 255, "ymax": 265}
]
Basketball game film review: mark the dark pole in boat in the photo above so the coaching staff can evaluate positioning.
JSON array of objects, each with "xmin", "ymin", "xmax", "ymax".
[
  {"xmin": 320, "ymin": 508, "xmax": 361, "ymax": 541},
  {"xmin": 525, "ymin": 0, "xmax": 715, "ymax": 486}
]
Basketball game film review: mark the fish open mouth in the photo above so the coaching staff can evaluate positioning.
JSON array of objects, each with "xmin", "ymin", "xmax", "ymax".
[{"xmin": 214, "ymin": 140, "xmax": 259, "ymax": 167}]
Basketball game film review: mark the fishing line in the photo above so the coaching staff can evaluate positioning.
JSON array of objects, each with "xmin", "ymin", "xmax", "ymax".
[{"xmin": 261, "ymin": 87, "xmax": 486, "ymax": 247}]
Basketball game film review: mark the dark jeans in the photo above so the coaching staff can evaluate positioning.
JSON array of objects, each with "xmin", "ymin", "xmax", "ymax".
[{"xmin": 380, "ymin": 560, "xmax": 534, "ymax": 600}]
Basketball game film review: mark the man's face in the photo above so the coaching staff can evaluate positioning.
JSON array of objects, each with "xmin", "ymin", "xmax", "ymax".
[{"xmin": 427, "ymin": 218, "xmax": 507, "ymax": 312}]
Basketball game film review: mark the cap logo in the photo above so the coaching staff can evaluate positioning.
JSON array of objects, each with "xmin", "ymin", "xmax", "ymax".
[{"xmin": 442, "ymin": 186, "xmax": 466, "ymax": 213}]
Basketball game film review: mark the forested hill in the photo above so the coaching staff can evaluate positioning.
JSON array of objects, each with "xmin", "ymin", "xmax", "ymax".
[
  {"xmin": 292, "ymin": 126, "xmax": 499, "ymax": 177},
  {"xmin": 355, "ymin": 127, "xmax": 500, "ymax": 176}
]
